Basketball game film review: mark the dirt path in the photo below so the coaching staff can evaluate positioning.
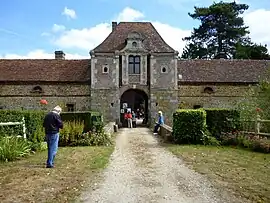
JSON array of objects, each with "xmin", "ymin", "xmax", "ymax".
[{"xmin": 78, "ymin": 128, "xmax": 235, "ymax": 203}]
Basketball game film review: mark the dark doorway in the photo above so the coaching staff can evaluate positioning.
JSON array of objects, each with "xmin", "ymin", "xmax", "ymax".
[{"xmin": 120, "ymin": 89, "xmax": 148, "ymax": 127}]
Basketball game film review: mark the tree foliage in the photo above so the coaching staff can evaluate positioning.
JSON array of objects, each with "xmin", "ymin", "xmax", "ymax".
[
  {"xmin": 182, "ymin": 1, "xmax": 269, "ymax": 60},
  {"xmin": 234, "ymin": 43, "xmax": 270, "ymax": 60}
]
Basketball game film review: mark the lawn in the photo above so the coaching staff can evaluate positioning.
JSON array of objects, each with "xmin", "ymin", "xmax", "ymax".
[
  {"xmin": 166, "ymin": 145, "xmax": 270, "ymax": 203},
  {"xmin": 0, "ymin": 146, "xmax": 114, "ymax": 203}
]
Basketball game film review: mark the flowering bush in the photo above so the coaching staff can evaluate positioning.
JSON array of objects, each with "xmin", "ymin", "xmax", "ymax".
[{"xmin": 221, "ymin": 132, "xmax": 270, "ymax": 153}]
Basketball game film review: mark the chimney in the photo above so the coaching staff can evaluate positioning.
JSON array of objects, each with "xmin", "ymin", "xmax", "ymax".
[
  {"xmin": 54, "ymin": 50, "xmax": 65, "ymax": 59},
  {"xmin": 112, "ymin": 22, "xmax": 117, "ymax": 31}
]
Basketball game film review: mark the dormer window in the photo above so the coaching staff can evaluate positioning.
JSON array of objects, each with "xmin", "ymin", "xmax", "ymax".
[
  {"xmin": 132, "ymin": 42, "xmax": 137, "ymax": 47},
  {"xmin": 128, "ymin": 55, "xmax": 140, "ymax": 74}
]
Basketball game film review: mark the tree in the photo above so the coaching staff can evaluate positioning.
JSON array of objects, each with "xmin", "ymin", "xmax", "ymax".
[
  {"xmin": 234, "ymin": 43, "xmax": 270, "ymax": 60},
  {"xmin": 182, "ymin": 1, "xmax": 250, "ymax": 59}
]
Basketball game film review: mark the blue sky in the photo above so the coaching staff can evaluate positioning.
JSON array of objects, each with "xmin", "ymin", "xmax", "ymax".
[{"xmin": 0, "ymin": 0, "xmax": 270, "ymax": 59}]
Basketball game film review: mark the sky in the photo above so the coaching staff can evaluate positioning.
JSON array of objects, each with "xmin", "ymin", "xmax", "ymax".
[{"xmin": 0, "ymin": 0, "xmax": 269, "ymax": 59}]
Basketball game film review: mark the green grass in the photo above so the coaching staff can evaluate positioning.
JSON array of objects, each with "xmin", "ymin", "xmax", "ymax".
[
  {"xmin": 0, "ymin": 146, "xmax": 114, "ymax": 203},
  {"xmin": 166, "ymin": 144, "xmax": 270, "ymax": 203}
]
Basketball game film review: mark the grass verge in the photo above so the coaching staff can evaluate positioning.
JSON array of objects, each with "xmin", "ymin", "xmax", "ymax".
[
  {"xmin": 166, "ymin": 144, "xmax": 270, "ymax": 203},
  {"xmin": 0, "ymin": 146, "xmax": 114, "ymax": 203}
]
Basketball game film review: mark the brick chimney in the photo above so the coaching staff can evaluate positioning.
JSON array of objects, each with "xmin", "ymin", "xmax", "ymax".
[
  {"xmin": 112, "ymin": 22, "xmax": 117, "ymax": 31},
  {"xmin": 54, "ymin": 50, "xmax": 65, "ymax": 59}
]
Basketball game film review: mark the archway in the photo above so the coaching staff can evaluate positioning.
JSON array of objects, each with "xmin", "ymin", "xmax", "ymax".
[{"xmin": 120, "ymin": 89, "xmax": 148, "ymax": 127}]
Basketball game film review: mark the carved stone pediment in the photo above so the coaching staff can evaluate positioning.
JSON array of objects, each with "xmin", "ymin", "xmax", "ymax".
[{"xmin": 120, "ymin": 31, "xmax": 148, "ymax": 53}]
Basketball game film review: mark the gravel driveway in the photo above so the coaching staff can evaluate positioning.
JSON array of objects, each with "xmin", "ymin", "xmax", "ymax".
[{"xmin": 78, "ymin": 127, "xmax": 235, "ymax": 203}]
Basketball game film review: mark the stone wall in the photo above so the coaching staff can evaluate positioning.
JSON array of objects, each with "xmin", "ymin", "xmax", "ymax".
[
  {"xmin": 90, "ymin": 89, "xmax": 120, "ymax": 122},
  {"xmin": 150, "ymin": 89, "xmax": 178, "ymax": 126},
  {"xmin": 0, "ymin": 96, "xmax": 91, "ymax": 111},
  {"xmin": 0, "ymin": 84, "xmax": 91, "ymax": 111},
  {"xmin": 151, "ymin": 54, "xmax": 178, "ymax": 89},
  {"xmin": 91, "ymin": 56, "xmax": 118, "ymax": 89},
  {"xmin": 178, "ymin": 84, "xmax": 251, "ymax": 109}
]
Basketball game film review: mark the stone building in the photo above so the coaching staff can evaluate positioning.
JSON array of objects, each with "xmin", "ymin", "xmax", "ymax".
[{"xmin": 0, "ymin": 22, "xmax": 270, "ymax": 125}]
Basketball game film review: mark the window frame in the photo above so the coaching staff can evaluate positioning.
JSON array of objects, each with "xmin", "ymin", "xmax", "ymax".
[
  {"xmin": 128, "ymin": 55, "xmax": 141, "ymax": 74},
  {"xmin": 66, "ymin": 103, "xmax": 75, "ymax": 112}
]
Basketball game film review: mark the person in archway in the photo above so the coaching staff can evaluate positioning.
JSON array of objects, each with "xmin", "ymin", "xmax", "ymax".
[
  {"xmin": 127, "ymin": 111, "xmax": 133, "ymax": 128},
  {"xmin": 153, "ymin": 111, "xmax": 164, "ymax": 135},
  {"xmin": 132, "ymin": 111, "xmax": 136, "ymax": 128}
]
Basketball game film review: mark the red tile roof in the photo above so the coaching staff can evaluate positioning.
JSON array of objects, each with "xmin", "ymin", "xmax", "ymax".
[
  {"xmin": 0, "ymin": 59, "xmax": 90, "ymax": 82},
  {"xmin": 0, "ymin": 58, "xmax": 269, "ymax": 83},
  {"xmin": 93, "ymin": 22, "xmax": 175, "ymax": 53},
  {"xmin": 178, "ymin": 59, "xmax": 270, "ymax": 83}
]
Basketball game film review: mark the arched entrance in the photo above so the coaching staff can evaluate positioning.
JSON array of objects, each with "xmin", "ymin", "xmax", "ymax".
[{"xmin": 120, "ymin": 89, "xmax": 148, "ymax": 127}]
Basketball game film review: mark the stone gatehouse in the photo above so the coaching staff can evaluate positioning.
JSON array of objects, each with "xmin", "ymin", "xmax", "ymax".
[{"xmin": 0, "ymin": 22, "xmax": 270, "ymax": 125}]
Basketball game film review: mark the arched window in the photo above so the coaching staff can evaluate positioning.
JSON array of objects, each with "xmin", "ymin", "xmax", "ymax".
[
  {"xmin": 128, "ymin": 55, "xmax": 140, "ymax": 74},
  {"xmin": 203, "ymin": 87, "xmax": 214, "ymax": 94},
  {"xmin": 31, "ymin": 86, "xmax": 43, "ymax": 93}
]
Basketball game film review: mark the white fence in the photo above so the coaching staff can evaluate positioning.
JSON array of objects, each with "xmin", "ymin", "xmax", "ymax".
[{"xmin": 0, "ymin": 117, "xmax": 27, "ymax": 138}]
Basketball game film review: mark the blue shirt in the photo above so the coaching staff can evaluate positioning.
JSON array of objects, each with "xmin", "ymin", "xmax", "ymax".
[{"xmin": 158, "ymin": 115, "xmax": 164, "ymax": 125}]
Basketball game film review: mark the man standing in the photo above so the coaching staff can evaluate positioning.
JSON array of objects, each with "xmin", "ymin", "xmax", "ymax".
[{"xmin": 43, "ymin": 106, "xmax": 63, "ymax": 168}]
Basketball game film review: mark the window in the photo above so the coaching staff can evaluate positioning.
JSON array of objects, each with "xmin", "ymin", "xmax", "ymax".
[
  {"xmin": 161, "ymin": 66, "xmax": 167, "ymax": 73},
  {"xmin": 128, "ymin": 55, "xmax": 140, "ymax": 74},
  {"xmin": 102, "ymin": 65, "xmax": 109, "ymax": 73},
  {"xmin": 31, "ymin": 86, "xmax": 43, "ymax": 93},
  {"xmin": 203, "ymin": 87, "xmax": 214, "ymax": 94},
  {"xmin": 132, "ymin": 41, "xmax": 137, "ymax": 47},
  {"xmin": 193, "ymin": 105, "xmax": 202, "ymax": 109},
  {"xmin": 66, "ymin": 103, "xmax": 75, "ymax": 112}
]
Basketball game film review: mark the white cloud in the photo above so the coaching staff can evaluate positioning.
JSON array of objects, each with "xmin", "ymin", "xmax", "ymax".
[
  {"xmin": 244, "ymin": 9, "xmax": 270, "ymax": 48},
  {"xmin": 52, "ymin": 24, "xmax": 66, "ymax": 32},
  {"xmin": 54, "ymin": 23, "xmax": 111, "ymax": 50},
  {"xmin": 53, "ymin": 7, "xmax": 191, "ymax": 55},
  {"xmin": 115, "ymin": 7, "xmax": 144, "ymax": 21},
  {"xmin": 62, "ymin": 7, "xmax": 76, "ymax": 19},
  {"xmin": 0, "ymin": 49, "xmax": 88, "ymax": 59},
  {"xmin": 152, "ymin": 21, "xmax": 190, "ymax": 54}
]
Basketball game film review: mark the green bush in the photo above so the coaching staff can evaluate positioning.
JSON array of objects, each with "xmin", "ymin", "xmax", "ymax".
[
  {"xmin": 173, "ymin": 109, "xmax": 207, "ymax": 144},
  {"xmin": 59, "ymin": 120, "xmax": 84, "ymax": 146},
  {"xmin": 205, "ymin": 108, "xmax": 240, "ymax": 139},
  {"xmin": 221, "ymin": 132, "xmax": 270, "ymax": 153},
  {"xmin": 0, "ymin": 110, "xmax": 45, "ymax": 144},
  {"xmin": 60, "ymin": 111, "xmax": 102, "ymax": 133},
  {"xmin": 0, "ymin": 136, "xmax": 32, "ymax": 162},
  {"xmin": 59, "ymin": 121, "xmax": 112, "ymax": 146}
]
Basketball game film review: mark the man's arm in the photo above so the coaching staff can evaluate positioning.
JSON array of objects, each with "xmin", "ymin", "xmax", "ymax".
[{"xmin": 55, "ymin": 114, "xmax": 64, "ymax": 129}]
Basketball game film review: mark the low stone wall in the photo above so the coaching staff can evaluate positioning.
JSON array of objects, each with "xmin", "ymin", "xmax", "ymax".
[
  {"xmin": 104, "ymin": 122, "xmax": 116, "ymax": 137},
  {"xmin": 159, "ymin": 124, "xmax": 173, "ymax": 142}
]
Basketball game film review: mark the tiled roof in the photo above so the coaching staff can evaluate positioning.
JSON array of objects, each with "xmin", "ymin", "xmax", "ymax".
[
  {"xmin": 93, "ymin": 22, "xmax": 175, "ymax": 53},
  {"xmin": 0, "ymin": 59, "xmax": 90, "ymax": 82},
  {"xmin": 178, "ymin": 59, "xmax": 270, "ymax": 83}
]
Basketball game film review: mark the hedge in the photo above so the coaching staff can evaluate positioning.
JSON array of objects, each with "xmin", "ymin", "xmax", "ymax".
[
  {"xmin": 60, "ymin": 111, "xmax": 102, "ymax": 133},
  {"xmin": 173, "ymin": 109, "xmax": 207, "ymax": 144},
  {"xmin": 0, "ymin": 110, "xmax": 45, "ymax": 143},
  {"xmin": 205, "ymin": 108, "xmax": 240, "ymax": 139},
  {"xmin": 0, "ymin": 110, "xmax": 102, "ymax": 142}
]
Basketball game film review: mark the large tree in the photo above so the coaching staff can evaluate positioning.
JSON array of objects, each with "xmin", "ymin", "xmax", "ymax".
[{"xmin": 181, "ymin": 1, "xmax": 264, "ymax": 59}]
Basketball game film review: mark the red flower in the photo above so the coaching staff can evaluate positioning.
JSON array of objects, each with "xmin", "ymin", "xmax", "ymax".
[
  {"xmin": 40, "ymin": 99, "xmax": 48, "ymax": 105},
  {"xmin": 256, "ymin": 108, "xmax": 262, "ymax": 112}
]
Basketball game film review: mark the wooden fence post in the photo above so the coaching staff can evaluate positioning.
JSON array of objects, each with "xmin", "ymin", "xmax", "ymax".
[
  {"xmin": 22, "ymin": 117, "xmax": 27, "ymax": 139},
  {"xmin": 255, "ymin": 113, "xmax": 261, "ymax": 135}
]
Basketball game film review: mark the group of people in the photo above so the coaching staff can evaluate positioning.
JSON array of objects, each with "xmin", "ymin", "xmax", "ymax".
[
  {"xmin": 43, "ymin": 106, "xmax": 165, "ymax": 168},
  {"xmin": 124, "ymin": 111, "xmax": 136, "ymax": 128}
]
